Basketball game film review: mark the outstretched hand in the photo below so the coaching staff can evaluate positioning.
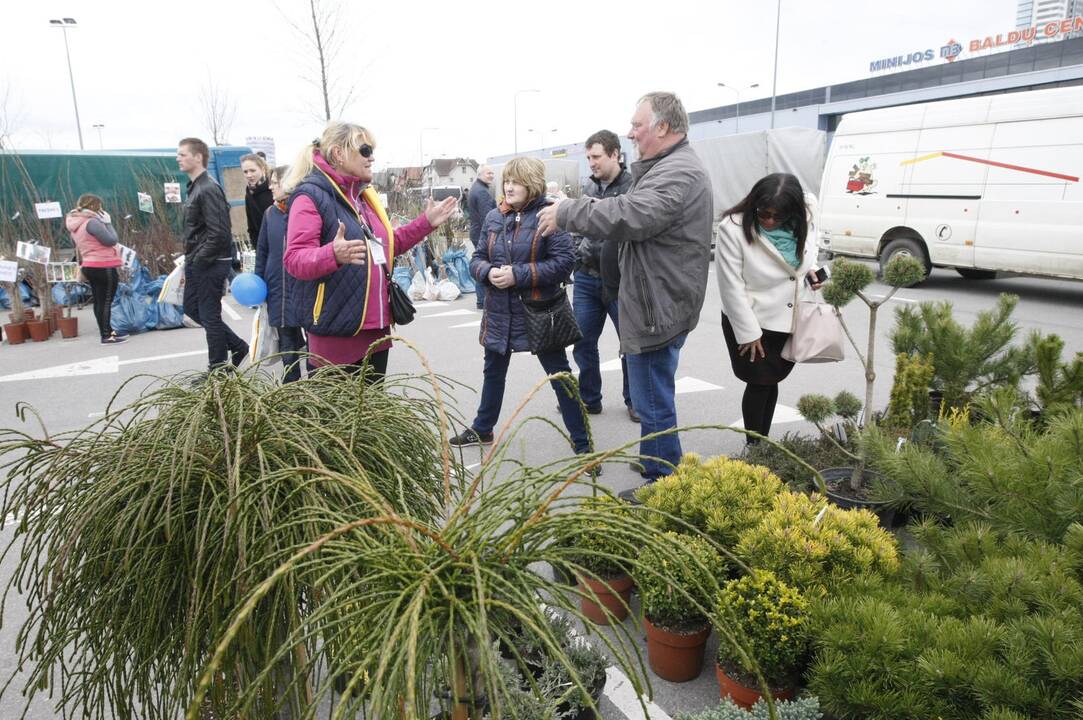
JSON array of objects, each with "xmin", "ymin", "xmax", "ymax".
[
  {"xmin": 536, "ymin": 200, "xmax": 564, "ymax": 236},
  {"xmin": 331, "ymin": 221, "xmax": 367, "ymax": 266},
  {"xmin": 425, "ymin": 197, "xmax": 459, "ymax": 227}
]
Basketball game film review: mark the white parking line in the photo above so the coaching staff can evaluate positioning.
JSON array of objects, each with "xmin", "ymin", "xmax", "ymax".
[
  {"xmin": 604, "ymin": 666, "xmax": 672, "ymax": 720},
  {"xmin": 222, "ymin": 302, "xmax": 242, "ymax": 320},
  {"xmin": 870, "ymin": 293, "xmax": 916, "ymax": 303},
  {"xmin": 117, "ymin": 350, "xmax": 205, "ymax": 366},
  {"xmin": 421, "ymin": 309, "xmax": 477, "ymax": 318},
  {"xmin": 450, "ymin": 320, "xmax": 481, "ymax": 328}
]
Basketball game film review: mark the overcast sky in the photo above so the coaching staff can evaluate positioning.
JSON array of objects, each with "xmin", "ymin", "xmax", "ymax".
[{"xmin": 2, "ymin": 0, "xmax": 1024, "ymax": 168}]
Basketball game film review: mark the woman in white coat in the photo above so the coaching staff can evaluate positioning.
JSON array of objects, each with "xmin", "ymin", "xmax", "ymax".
[{"xmin": 715, "ymin": 173, "xmax": 824, "ymax": 444}]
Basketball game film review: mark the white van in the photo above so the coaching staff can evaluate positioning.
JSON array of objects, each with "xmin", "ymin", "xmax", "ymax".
[{"xmin": 818, "ymin": 85, "xmax": 1083, "ymax": 283}]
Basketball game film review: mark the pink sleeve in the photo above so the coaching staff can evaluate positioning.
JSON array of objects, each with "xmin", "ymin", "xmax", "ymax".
[
  {"xmin": 390, "ymin": 214, "xmax": 435, "ymax": 256},
  {"xmin": 284, "ymin": 195, "xmax": 340, "ymax": 281}
]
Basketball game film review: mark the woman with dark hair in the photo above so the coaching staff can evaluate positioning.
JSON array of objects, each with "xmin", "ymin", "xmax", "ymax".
[
  {"xmin": 66, "ymin": 193, "xmax": 127, "ymax": 344},
  {"xmin": 715, "ymin": 173, "xmax": 824, "ymax": 444}
]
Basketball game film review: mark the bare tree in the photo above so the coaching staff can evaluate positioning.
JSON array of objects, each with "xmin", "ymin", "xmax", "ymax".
[
  {"xmin": 0, "ymin": 83, "xmax": 25, "ymax": 150},
  {"xmin": 199, "ymin": 74, "xmax": 237, "ymax": 146},
  {"xmin": 278, "ymin": 0, "xmax": 364, "ymax": 121}
]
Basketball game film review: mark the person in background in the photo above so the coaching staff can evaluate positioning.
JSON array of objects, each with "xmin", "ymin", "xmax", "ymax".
[
  {"xmin": 178, "ymin": 136, "xmax": 249, "ymax": 372},
  {"xmin": 715, "ymin": 173, "xmax": 823, "ymax": 445},
  {"xmin": 570, "ymin": 129, "xmax": 636, "ymax": 421},
  {"xmin": 66, "ymin": 193, "xmax": 127, "ymax": 344},
  {"xmin": 282, "ymin": 121, "xmax": 457, "ymax": 380},
  {"xmin": 255, "ymin": 165, "xmax": 306, "ymax": 383},
  {"xmin": 449, "ymin": 157, "xmax": 592, "ymax": 463},
  {"xmin": 467, "ymin": 164, "xmax": 497, "ymax": 310},
  {"xmin": 242, "ymin": 153, "xmax": 274, "ymax": 248},
  {"xmin": 537, "ymin": 91, "xmax": 714, "ymax": 498}
]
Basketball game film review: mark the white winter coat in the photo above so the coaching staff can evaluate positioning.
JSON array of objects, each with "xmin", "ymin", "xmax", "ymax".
[{"xmin": 714, "ymin": 209, "xmax": 818, "ymax": 345}]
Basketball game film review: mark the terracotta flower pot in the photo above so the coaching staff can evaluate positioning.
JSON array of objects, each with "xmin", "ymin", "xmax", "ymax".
[
  {"xmin": 58, "ymin": 315, "xmax": 78, "ymax": 338},
  {"xmin": 715, "ymin": 662, "xmax": 795, "ymax": 709},
  {"xmin": 27, "ymin": 319, "xmax": 51, "ymax": 342},
  {"xmin": 4, "ymin": 322, "xmax": 27, "ymax": 345},
  {"xmin": 644, "ymin": 616, "xmax": 710, "ymax": 682},
  {"xmin": 9, "ymin": 310, "xmax": 33, "ymax": 324},
  {"xmin": 576, "ymin": 573, "xmax": 634, "ymax": 625}
]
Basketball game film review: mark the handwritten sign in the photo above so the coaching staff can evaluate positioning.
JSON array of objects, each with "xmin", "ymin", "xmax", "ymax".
[
  {"xmin": 0, "ymin": 261, "xmax": 18, "ymax": 283},
  {"xmin": 34, "ymin": 201, "xmax": 62, "ymax": 219}
]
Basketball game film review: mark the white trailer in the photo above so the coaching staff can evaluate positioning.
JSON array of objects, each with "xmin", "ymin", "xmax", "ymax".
[{"xmin": 818, "ymin": 85, "xmax": 1083, "ymax": 283}]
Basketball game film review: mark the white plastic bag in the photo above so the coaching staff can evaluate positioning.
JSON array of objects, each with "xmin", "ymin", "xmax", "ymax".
[
  {"xmin": 158, "ymin": 256, "xmax": 185, "ymax": 306},
  {"xmin": 408, "ymin": 270, "xmax": 427, "ymax": 301},
  {"xmin": 247, "ymin": 304, "xmax": 279, "ymax": 367},
  {"xmin": 422, "ymin": 268, "xmax": 439, "ymax": 301},
  {"xmin": 435, "ymin": 278, "xmax": 461, "ymax": 301}
]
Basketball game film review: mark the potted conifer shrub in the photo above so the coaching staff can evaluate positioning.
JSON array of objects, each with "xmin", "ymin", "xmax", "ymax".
[{"xmin": 634, "ymin": 531, "xmax": 724, "ymax": 682}]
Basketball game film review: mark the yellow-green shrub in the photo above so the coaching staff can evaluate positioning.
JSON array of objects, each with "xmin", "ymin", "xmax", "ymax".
[
  {"xmin": 638, "ymin": 454, "xmax": 785, "ymax": 549},
  {"xmin": 736, "ymin": 492, "xmax": 899, "ymax": 595}
]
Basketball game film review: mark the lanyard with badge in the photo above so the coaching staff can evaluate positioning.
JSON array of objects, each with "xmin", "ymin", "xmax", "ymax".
[{"xmin": 355, "ymin": 210, "xmax": 387, "ymax": 267}]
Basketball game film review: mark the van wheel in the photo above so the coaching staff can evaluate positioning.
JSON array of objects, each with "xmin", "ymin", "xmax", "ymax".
[
  {"xmin": 956, "ymin": 268, "xmax": 997, "ymax": 280},
  {"xmin": 879, "ymin": 238, "xmax": 929, "ymax": 286}
]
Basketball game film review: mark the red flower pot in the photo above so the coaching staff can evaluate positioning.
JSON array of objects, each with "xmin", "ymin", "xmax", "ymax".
[
  {"xmin": 644, "ymin": 617, "xmax": 710, "ymax": 682},
  {"xmin": 715, "ymin": 661, "xmax": 795, "ymax": 709},
  {"xmin": 26, "ymin": 319, "xmax": 50, "ymax": 342},
  {"xmin": 58, "ymin": 315, "xmax": 78, "ymax": 339},
  {"xmin": 4, "ymin": 322, "xmax": 27, "ymax": 345},
  {"xmin": 576, "ymin": 573, "xmax": 634, "ymax": 625}
]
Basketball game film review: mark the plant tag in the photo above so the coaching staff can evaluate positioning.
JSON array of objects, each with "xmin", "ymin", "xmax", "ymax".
[
  {"xmin": 832, "ymin": 421, "xmax": 848, "ymax": 445},
  {"xmin": 0, "ymin": 260, "xmax": 17, "ymax": 283},
  {"xmin": 812, "ymin": 504, "xmax": 829, "ymax": 527}
]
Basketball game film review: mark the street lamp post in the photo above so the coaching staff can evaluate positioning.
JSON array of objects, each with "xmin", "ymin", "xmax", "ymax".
[
  {"xmin": 527, "ymin": 128, "xmax": 558, "ymax": 150},
  {"xmin": 770, "ymin": 0, "xmax": 782, "ymax": 129},
  {"xmin": 513, "ymin": 89, "xmax": 539, "ymax": 154},
  {"xmin": 717, "ymin": 82, "xmax": 760, "ymax": 132},
  {"xmin": 92, "ymin": 123, "xmax": 105, "ymax": 150},
  {"xmin": 49, "ymin": 18, "xmax": 84, "ymax": 150},
  {"xmin": 419, "ymin": 127, "xmax": 438, "ymax": 195}
]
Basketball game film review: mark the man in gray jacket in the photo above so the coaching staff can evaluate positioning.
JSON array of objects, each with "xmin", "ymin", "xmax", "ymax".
[{"xmin": 538, "ymin": 91, "xmax": 713, "ymax": 495}]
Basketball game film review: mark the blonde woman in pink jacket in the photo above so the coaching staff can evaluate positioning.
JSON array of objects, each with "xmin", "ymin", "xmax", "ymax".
[{"xmin": 66, "ymin": 193, "xmax": 127, "ymax": 344}]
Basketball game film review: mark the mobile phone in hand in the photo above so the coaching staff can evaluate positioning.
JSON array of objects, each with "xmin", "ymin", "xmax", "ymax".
[{"xmin": 807, "ymin": 267, "xmax": 829, "ymax": 286}]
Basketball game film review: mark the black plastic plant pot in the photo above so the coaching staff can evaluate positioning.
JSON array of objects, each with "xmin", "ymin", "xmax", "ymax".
[{"xmin": 819, "ymin": 467, "xmax": 896, "ymax": 529}]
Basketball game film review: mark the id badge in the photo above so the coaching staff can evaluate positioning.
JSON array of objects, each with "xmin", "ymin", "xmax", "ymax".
[{"xmin": 369, "ymin": 240, "xmax": 388, "ymax": 266}]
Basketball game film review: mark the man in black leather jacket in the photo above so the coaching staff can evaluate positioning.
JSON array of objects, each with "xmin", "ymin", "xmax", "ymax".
[
  {"xmin": 571, "ymin": 130, "xmax": 637, "ymax": 422},
  {"xmin": 178, "ymin": 137, "xmax": 248, "ymax": 372}
]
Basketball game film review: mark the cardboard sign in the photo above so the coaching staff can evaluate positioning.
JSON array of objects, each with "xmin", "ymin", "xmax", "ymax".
[
  {"xmin": 16, "ymin": 241, "xmax": 50, "ymax": 264},
  {"xmin": 116, "ymin": 244, "xmax": 137, "ymax": 269},
  {"xmin": 164, "ymin": 183, "xmax": 181, "ymax": 203},
  {"xmin": 0, "ymin": 260, "xmax": 18, "ymax": 283},
  {"xmin": 34, "ymin": 201, "xmax": 62, "ymax": 219},
  {"xmin": 46, "ymin": 262, "xmax": 79, "ymax": 283},
  {"xmin": 138, "ymin": 192, "xmax": 153, "ymax": 214}
]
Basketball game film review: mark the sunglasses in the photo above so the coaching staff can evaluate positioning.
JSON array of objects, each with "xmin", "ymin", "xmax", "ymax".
[
  {"xmin": 359, "ymin": 143, "xmax": 373, "ymax": 158},
  {"xmin": 755, "ymin": 207, "xmax": 790, "ymax": 223}
]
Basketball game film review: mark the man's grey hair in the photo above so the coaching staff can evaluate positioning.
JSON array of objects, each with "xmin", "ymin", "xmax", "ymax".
[
  {"xmin": 479, "ymin": 164, "xmax": 493, "ymax": 174},
  {"xmin": 637, "ymin": 91, "xmax": 689, "ymax": 135}
]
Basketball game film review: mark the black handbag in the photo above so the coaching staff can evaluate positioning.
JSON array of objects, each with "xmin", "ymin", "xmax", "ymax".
[
  {"xmin": 519, "ymin": 286, "xmax": 581, "ymax": 354},
  {"xmin": 385, "ymin": 266, "xmax": 415, "ymax": 325}
]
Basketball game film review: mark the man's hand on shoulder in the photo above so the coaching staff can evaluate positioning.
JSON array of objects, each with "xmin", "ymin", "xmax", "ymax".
[{"xmin": 537, "ymin": 199, "xmax": 565, "ymax": 236}]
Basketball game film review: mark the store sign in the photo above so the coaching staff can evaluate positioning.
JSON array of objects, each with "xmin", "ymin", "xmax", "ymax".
[
  {"xmin": 870, "ymin": 16, "xmax": 1083, "ymax": 73},
  {"xmin": 969, "ymin": 15, "xmax": 1083, "ymax": 51}
]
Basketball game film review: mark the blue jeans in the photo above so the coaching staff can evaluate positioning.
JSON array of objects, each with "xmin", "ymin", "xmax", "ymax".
[
  {"xmin": 571, "ymin": 271, "xmax": 630, "ymax": 408},
  {"xmin": 625, "ymin": 333, "xmax": 686, "ymax": 480},
  {"xmin": 472, "ymin": 347, "xmax": 591, "ymax": 454}
]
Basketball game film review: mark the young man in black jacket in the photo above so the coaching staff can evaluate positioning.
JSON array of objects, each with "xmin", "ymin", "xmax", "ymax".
[
  {"xmin": 177, "ymin": 137, "xmax": 249, "ymax": 372},
  {"xmin": 571, "ymin": 130, "xmax": 638, "ymax": 422}
]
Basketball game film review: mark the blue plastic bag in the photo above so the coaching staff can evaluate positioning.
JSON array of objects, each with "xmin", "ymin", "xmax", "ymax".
[
  {"xmin": 156, "ymin": 302, "xmax": 184, "ymax": 330},
  {"xmin": 0, "ymin": 286, "xmax": 9, "ymax": 310},
  {"xmin": 442, "ymin": 248, "xmax": 476, "ymax": 294},
  {"xmin": 392, "ymin": 266, "xmax": 412, "ymax": 296},
  {"xmin": 111, "ymin": 282, "xmax": 149, "ymax": 335},
  {"xmin": 51, "ymin": 283, "xmax": 91, "ymax": 306},
  {"xmin": 20, "ymin": 281, "xmax": 36, "ymax": 307}
]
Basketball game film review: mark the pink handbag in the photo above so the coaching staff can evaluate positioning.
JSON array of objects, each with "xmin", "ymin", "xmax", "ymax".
[{"xmin": 781, "ymin": 296, "xmax": 845, "ymax": 363}]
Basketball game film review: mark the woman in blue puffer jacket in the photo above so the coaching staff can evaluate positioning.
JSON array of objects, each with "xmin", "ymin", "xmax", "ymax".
[{"xmin": 449, "ymin": 157, "xmax": 591, "ymax": 458}]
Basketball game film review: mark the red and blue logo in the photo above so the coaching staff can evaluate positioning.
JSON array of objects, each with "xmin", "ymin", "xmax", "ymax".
[{"xmin": 940, "ymin": 39, "xmax": 963, "ymax": 62}]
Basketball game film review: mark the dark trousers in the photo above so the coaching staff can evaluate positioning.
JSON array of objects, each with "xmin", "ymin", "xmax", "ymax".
[
  {"xmin": 571, "ymin": 271, "xmax": 631, "ymax": 408},
  {"xmin": 277, "ymin": 326, "xmax": 306, "ymax": 383},
  {"xmin": 743, "ymin": 384, "xmax": 780, "ymax": 443},
  {"xmin": 81, "ymin": 266, "xmax": 118, "ymax": 339},
  {"xmin": 183, "ymin": 259, "xmax": 248, "ymax": 369},
  {"xmin": 307, "ymin": 349, "xmax": 388, "ymax": 384},
  {"xmin": 472, "ymin": 347, "xmax": 591, "ymax": 454}
]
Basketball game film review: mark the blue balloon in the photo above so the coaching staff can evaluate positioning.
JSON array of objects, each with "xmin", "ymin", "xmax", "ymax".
[{"xmin": 230, "ymin": 273, "xmax": 268, "ymax": 306}]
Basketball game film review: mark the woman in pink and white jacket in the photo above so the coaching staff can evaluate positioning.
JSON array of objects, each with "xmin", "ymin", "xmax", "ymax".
[
  {"xmin": 282, "ymin": 121, "xmax": 457, "ymax": 380},
  {"xmin": 66, "ymin": 193, "xmax": 127, "ymax": 344}
]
